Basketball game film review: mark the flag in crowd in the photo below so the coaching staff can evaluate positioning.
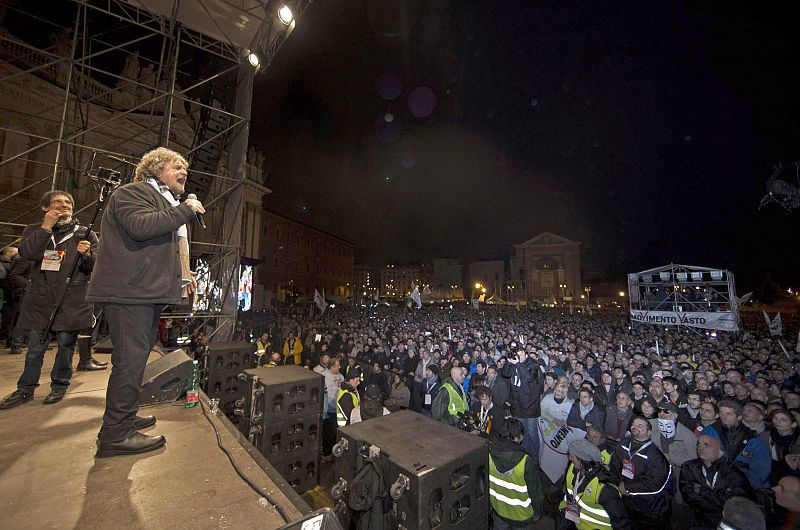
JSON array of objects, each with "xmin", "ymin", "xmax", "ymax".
[{"xmin": 314, "ymin": 289, "xmax": 327, "ymax": 314}]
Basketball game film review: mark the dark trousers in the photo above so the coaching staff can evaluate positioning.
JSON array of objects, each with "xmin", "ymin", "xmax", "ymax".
[
  {"xmin": 18, "ymin": 329, "xmax": 78, "ymax": 391},
  {"xmin": 321, "ymin": 414, "xmax": 337, "ymax": 456},
  {"xmin": 98, "ymin": 303, "xmax": 161, "ymax": 443}
]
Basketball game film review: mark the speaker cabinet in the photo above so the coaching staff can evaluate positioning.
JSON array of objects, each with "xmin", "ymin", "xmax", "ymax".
[
  {"xmin": 239, "ymin": 366, "xmax": 324, "ymax": 493},
  {"xmin": 334, "ymin": 410, "xmax": 489, "ymax": 530},
  {"xmin": 203, "ymin": 342, "xmax": 257, "ymax": 421},
  {"xmin": 139, "ymin": 349, "xmax": 192, "ymax": 406}
]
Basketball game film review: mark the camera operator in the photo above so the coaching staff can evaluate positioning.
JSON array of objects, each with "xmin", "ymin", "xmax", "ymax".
[
  {"xmin": 0, "ymin": 191, "xmax": 98, "ymax": 409},
  {"xmin": 502, "ymin": 346, "xmax": 543, "ymax": 463},
  {"xmin": 470, "ymin": 386, "xmax": 501, "ymax": 438}
]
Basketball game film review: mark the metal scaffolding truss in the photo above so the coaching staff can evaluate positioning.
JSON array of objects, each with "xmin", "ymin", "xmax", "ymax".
[
  {"xmin": 627, "ymin": 263, "xmax": 740, "ymax": 332},
  {"xmin": 0, "ymin": 0, "xmax": 310, "ymax": 340}
]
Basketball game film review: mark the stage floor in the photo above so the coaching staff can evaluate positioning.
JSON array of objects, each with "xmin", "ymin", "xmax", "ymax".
[{"xmin": 0, "ymin": 346, "xmax": 309, "ymax": 530}]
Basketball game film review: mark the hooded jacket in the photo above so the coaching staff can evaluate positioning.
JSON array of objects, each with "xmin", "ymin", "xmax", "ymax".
[{"xmin": 489, "ymin": 438, "xmax": 543, "ymax": 524}]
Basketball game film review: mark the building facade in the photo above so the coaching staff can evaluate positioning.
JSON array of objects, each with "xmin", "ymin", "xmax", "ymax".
[
  {"xmin": 380, "ymin": 263, "xmax": 431, "ymax": 300},
  {"xmin": 431, "ymin": 258, "xmax": 464, "ymax": 300},
  {"xmin": 511, "ymin": 232, "xmax": 582, "ymax": 304},
  {"xmin": 257, "ymin": 210, "xmax": 354, "ymax": 305}
]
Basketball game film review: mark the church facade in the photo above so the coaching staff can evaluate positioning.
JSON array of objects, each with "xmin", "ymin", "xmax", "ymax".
[{"xmin": 511, "ymin": 232, "xmax": 582, "ymax": 304}]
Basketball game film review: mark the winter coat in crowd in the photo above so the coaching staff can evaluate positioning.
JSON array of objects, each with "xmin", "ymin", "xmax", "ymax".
[
  {"xmin": 384, "ymin": 382, "xmax": 410, "ymax": 410},
  {"xmin": 501, "ymin": 357, "xmax": 542, "ymax": 418},
  {"xmin": 609, "ymin": 436, "xmax": 672, "ymax": 527},
  {"xmin": 679, "ymin": 457, "xmax": 753, "ymax": 530},
  {"xmin": 567, "ymin": 400, "xmax": 606, "ymax": 431},
  {"xmin": 703, "ymin": 422, "xmax": 772, "ymax": 489},
  {"xmin": 603, "ymin": 404, "xmax": 635, "ymax": 444},
  {"xmin": 649, "ymin": 417, "xmax": 698, "ymax": 503}
]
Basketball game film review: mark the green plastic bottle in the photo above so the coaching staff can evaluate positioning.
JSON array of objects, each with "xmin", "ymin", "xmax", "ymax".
[{"xmin": 186, "ymin": 360, "xmax": 200, "ymax": 408}]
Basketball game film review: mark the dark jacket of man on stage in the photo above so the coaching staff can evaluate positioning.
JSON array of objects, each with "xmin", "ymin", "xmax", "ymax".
[{"xmin": 88, "ymin": 146, "xmax": 204, "ymax": 458}]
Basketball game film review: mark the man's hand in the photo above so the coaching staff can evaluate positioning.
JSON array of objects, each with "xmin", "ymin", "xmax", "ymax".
[
  {"xmin": 185, "ymin": 198, "xmax": 205, "ymax": 214},
  {"xmin": 187, "ymin": 271, "xmax": 197, "ymax": 294},
  {"xmin": 76, "ymin": 240, "xmax": 92, "ymax": 256},
  {"xmin": 41, "ymin": 210, "xmax": 61, "ymax": 231}
]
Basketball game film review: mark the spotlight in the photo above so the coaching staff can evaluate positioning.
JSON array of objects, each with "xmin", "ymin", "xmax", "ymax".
[
  {"xmin": 247, "ymin": 51, "xmax": 260, "ymax": 68},
  {"xmin": 278, "ymin": 5, "xmax": 294, "ymax": 25}
]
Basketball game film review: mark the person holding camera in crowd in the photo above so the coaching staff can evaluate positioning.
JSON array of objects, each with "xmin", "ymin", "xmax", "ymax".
[{"xmin": 502, "ymin": 346, "xmax": 543, "ymax": 463}]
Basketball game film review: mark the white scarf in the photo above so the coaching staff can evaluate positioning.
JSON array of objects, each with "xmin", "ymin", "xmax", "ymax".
[{"xmin": 146, "ymin": 178, "xmax": 187, "ymax": 238}]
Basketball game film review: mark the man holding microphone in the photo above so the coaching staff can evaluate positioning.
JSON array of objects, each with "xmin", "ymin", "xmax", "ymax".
[{"xmin": 88, "ymin": 147, "xmax": 204, "ymax": 458}]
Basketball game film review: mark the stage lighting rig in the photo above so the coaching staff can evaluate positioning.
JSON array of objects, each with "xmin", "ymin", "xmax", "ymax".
[{"xmin": 759, "ymin": 161, "xmax": 800, "ymax": 211}]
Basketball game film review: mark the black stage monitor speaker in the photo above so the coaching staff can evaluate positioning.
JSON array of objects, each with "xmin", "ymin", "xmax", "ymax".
[
  {"xmin": 333, "ymin": 410, "xmax": 488, "ymax": 530},
  {"xmin": 140, "ymin": 349, "xmax": 192, "ymax": 406},
  {"xmin": 241, "ymin": 366, "xmax": 324, "ymax": 493}
]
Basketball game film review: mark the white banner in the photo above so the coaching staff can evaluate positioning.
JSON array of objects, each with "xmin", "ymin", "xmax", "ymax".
[
  {"xmin": 537, "ymin": 418, "xmax": 586, "ymax": 484},
  {"xmin": 630, "ymin": 309, "xmax": 738, "ymax": 332}
]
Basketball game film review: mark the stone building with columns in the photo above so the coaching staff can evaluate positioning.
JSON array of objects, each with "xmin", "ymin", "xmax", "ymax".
[{"xmin": 510, "ymin": 232, "xmax": 582, "ymax": 304}]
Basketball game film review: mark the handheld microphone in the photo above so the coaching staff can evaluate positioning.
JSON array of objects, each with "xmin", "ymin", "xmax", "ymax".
[{"xmin": 186, "ymin": 193, "xmax": 206, "ymax": 229}]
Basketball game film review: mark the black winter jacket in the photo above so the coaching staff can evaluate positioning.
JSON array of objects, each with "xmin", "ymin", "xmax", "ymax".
[
  {"xmin": 17, "ymin": 221, "xmax": 97, "ymax": 332},
  {"xmin": 501, "ymin": 358, "xmax": 542, "ymax": 418},
  {"xmin": 609, "ymin": 437, "xmax": 672, "ymax": 521},
  {"xmin": 87, "ymin": 182, "xmax": 195, "ymax": 305},
  {"xmin": 679, "ymin": 457, "xmax": 752, "ymax": 530}
]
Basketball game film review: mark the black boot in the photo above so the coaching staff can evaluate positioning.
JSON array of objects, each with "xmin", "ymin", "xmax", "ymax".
[{"xmin": 76, "ymin": 335, "xmax": 107, "ymax": 371}]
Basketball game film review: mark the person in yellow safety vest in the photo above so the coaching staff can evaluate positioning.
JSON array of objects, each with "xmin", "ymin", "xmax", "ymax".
[
  {"xmin": 255, "ymin": 332, "xmax": 271, "ymax": 366},
  {"xmin": 488, "ymin": 418, "xmax": 543, "ymax": 529},
  {"xmin": 264, "ymin": 351, "xmax": 281, "ymax": 368},
  {"xmin": 336, "ymin": 369, "xmax": 361, "ymax": 427},
  {"xmin": 281, "ymin": 331, "xmax": 303, "ymax": 365},
  {"xmin": 559, "ymin": 439, "xmax": 631, "ymax": 530},
  {"xmin": 432, "ymin": 366, "xmax": 468, "ymax": 426}
]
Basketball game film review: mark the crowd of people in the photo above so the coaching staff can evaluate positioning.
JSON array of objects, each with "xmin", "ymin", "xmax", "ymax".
[
  {"xmin": 244, "ymin": 303, "xmax": 800, "ymax": 530},
  {"xmin": 0, "ymin": 146, "xmax": 797, "ymax": 528}
]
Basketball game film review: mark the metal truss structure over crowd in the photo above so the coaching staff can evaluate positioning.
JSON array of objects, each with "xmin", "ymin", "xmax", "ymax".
[{"xmin": 0, "ymin": 0, "xmax": 310, "ymax": 339}]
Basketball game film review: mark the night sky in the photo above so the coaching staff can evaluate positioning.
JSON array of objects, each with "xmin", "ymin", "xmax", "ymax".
[{"xmin": 249, "ymin": 1, "xmax": 800, "ymax": 288}]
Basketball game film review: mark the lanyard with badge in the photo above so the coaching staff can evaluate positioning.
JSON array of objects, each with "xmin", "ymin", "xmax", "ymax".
[
  {"xmin": 622, "ymin": 440, "xmax": 651, "ymax": 479},
  {"xmin": 701, "ymin": 465, "xmax": 718, "ymax": 488},
  {"xmin": 565, "ymin": 470, "xmax": 585, "ymax": 523},
  {"xmin": 41, "ymin": 226, "xmax": 78, "ymax": 272}
]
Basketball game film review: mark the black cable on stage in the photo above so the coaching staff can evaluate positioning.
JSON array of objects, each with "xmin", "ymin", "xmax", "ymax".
[{"xmin": 199, "ymin": 399, "xmax": 292, "ymax": 524}]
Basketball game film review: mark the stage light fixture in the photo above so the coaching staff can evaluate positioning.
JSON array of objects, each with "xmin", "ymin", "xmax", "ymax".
[
  {"xmin": 278, "ymin": 5, "xmax": 294, "ymax": 25},
  {"xmin": 247, "ymin": 51, "xmax": 260, "ymax": 67}
]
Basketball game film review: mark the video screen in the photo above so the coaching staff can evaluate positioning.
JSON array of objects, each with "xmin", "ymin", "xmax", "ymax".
[
  {"xmin": 238, "ymin": 264, "xmax": 253, "ymax": 311},
  {"xmin": 193, "ymin": 258, "xmax": 222, "ymax": 312}
]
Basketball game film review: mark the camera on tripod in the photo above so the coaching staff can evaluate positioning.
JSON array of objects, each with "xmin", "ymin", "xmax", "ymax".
[{"xmin": 95, "ymin": 167, "xmax": 122, "ymax": 185}]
